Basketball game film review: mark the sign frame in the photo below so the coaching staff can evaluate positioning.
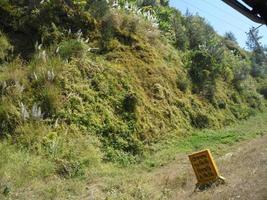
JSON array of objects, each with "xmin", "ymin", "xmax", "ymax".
[{"xmin": 188, "ymin": 149, "xmax": 222, "ymax": 185}]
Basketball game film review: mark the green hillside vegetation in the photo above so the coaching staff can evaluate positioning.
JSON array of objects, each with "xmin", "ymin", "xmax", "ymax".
[{"xmin": 0, "ymin": 0, "xmax": 266, "ymax": 198}]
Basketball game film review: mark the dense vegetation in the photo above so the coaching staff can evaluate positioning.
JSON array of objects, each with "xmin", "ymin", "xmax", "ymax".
[{"xmin": 0, "ymin": 0, "xmax": 266, "ymax": 198}]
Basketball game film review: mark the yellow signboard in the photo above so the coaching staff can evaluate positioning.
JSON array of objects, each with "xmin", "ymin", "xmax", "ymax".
[{"xmin": 188, "ymin": 149, "xmax": 221, "ymax": 184}]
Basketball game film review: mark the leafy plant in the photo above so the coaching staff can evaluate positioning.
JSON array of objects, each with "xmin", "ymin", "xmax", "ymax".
[
  {"xmin": 176, "ymin": 74, "xmax": 189, "ymax": 92},
  {"xmin": 189, "ymin": 50, "xmax": 219, "ymax": 101},
  {"xmin": 58, "ymin": 39, "xmax": 86, "ymax": 60},
  {"xmin": 259, "ymin": 86, "xmax": 267, "ymax": 99},
  {"xmin": 0, "ymin": 32, "xmax": 12, "ymax": 62}
]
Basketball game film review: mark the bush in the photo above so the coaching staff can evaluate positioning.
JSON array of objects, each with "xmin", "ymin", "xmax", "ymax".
[
  {"xmin": 101, "ymin": 9, "xmax": 159, "ymax": 50},
  {"xmin": 224, "ymin": 39, "xmax": 246, "ymax": 58},
  {"xmin": 222, "ymin": 67, "xmax": 234, "ymax": 82},
  {"xmin": 171, "ymin": 11, "xmax": 189, "ymax": 50},
  {"xmin": 39, "ymin": 85, "xmax": 61, "ymax": 118},
  {"xmin": 58, "ymin": 39, "xmax": 86, "ymax": 60},
  {"xmin": 155, "ymin": 6, "xmax": 174, "ymax": 32},
  {"xmin": 232, "ymin": 69, "xmax": 249, "ymax": 92},
  {"xmin": 246, "ymin": 94, "xmax": 263, "ymax": 109},
  {"xmin": 100, "ymin": 118, "xmax": 143, "ymax": 163},
  {"xmin": 152, "ymin": 83, "xmax": 165, "ymax": 100},
  {"xmin": 250, "ymin": 63, "xmax": 265, "ymax": 78},
  {"xmin": 123, "ymin": 92, "xmax": 138, "ymax": 113},
  {"xmin": 0, "ymin": 0, "xmax": 96, "ymax": 58},
  {"xmin": 0, "ymin": 32, "xmax": 11, "ymax": 62},
  {"xmin": 224, "ymin": 31, "xmax": 237, "ymax": 43},
  {"xmin": 259, "ymin": 87, "xmax": 267, "ymax": 99},
  {"xmin": 86, "ymin": 0, "xmax": 109, "ymax": 19},
  {"xmin": 176, "ymin": 75, "xmax": 189, "ymax": 92},
  {"xmin": 160, "ymin": 0, "xmax": 169, "ymax": 6},
  {"xmin": 189, "ymin": 50, "xmax": 219, "ymax": 101},
  {"xmin": 139, "ymin": 0, "xmax": 158, "ymax": 7},
  {"xmin": 184, "ymin": 14, "xmax": 215, "ymax": 49},
  {"xmin": 104, "ymin": 147, "xmax": 137, "ymax": 166},
  {"xmin": 229, "ymin": 105, "xmax": 255, "ymax": 120},
  {"xmin": 0, "ymin": 100, "xmax": 20, "ymax": 136},
  {"xmin": 54, "ymin": 131, "xmax": 102, "ymax": 178},
  {"xmin": 231, "ymin": 60, "xmax": 250, "ymax": 92},
  {"xmin": 202, "ymin": 83, "xmax": 216, "ymax": 103},
  {"xmin": 217, "ymin": 100, "xmax": 226, "ymax": 109},
  {"xmin": 189, "ymin": 51, "xmax": 217, "ymax": 86},
  {"xmin": 190, "ymin": 113, "xmax": 210, "ymax": 129}
]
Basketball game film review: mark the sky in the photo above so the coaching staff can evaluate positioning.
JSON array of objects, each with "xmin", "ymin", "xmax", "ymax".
[{"xmin": 169, "ymin": 0, "xmax": 267, "ymax": 49}]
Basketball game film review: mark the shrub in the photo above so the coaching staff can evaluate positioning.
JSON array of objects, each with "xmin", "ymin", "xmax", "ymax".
[
  {"xmin": 203, "ymin": 83, "xmax": 216, "ymax": 103},
  {"xmin": 250, "ymin": 63, "xmax": 265, "ymax": 78},
  {"xmin": 184, "ymin": 14, "xmax": 215, "ymax": 49},
  {"xmin": 189, "ymin": 51, "xmax": 217, "ymax": 86},
  {"xmin": 100, "ymin": 118, "xmax": 143, "ymax": 163},
  {"xmin": 152, "ymin": 83, "xmax": 165, "ymax": 100},
  {"xmin": 190, "ymin": 113, "xmax": 210, "ymax": 129},
  {"xmin": 259, "ymin": 86, "xmax": 267, "ymax": 99},
  {"xmin": 160, "ymin": 0, "xmax": 169, "ymax": 6},
  {"xmin": 176, "ymin": 75, "xmax": 189, "ymax": 92},
  {"xmin": 0, "ymin": 32, "xmax": 12, "ymax": 62},
  {"xmin": 39, "ymin": 85, "xmax": 61, "ymax": 118},
  {"xmin": 224, "ymin": 39, "xmax": 246, "ymax": 58},
  {"xmin": 232, "ymin": 69, "xmax": 249, "ymax": 92},
  {"xmin": 0, "ymin": 0, "xmax": 96, "ymax": 58},
  {"xmin": 217, "ymin": 100, "xmax": 226, "ymax": 109},
  {"xmin": 231, "ymin": 60, "xmax": 250, "ymax": 92},
  {"xmin": 139, "ymin": 0, "xmax": 158, "ymax": 7},
  {"xmin": 104, "ymin": 147, "xmax": 137, "ymax": 166},
  {"xmin": 246, "ymin": 94, "xmax": 263, "ymax": 109},
  {"xmin": 101, "ymin": 9, "xmax": 159, "ymax": 50},
  {"xmin": 155, "ymin": 6, "xmax": 174, "ymax": 32},
  {"xmin": 123, "ymin": 92, "xmax": 138, "ymax": 113},
  {"xmin": 171, "ymin": 11, "xmax": 189, "ymax": 50},
  {"xmin": 54, "ymin": 130, "xmax": 102, "ymax": 178},
  {"xmin": 58, "ymin": 39, "xmax": 86, "ymax": 60},
  {"xmin": 231, "ymin": 93, "xmax": 240, "ymax": 104},
  {"xmin": 222, "ymin": 67, "xmax": 234, "ymax": 82},
  {"xmin": 56, "ymin": 160, "xmax": 84, "ymax": 178},
  {"xmin": 0, "ymin": 100, "xmax": 20, "ymax": 136},
  {"xmin": 86, "ymin": 0, "xmax": 109, "ymax": 19},
  {"xmin": 224, "ymin": 31, "xmax": 237, "ymax": 43},
  {"xmin": 229, "ymin": 105, "xmax": 255, "ymax": 120},
  {"xmin": 189, "ymin": 50, "xmax": 219, "ymax": 101}
]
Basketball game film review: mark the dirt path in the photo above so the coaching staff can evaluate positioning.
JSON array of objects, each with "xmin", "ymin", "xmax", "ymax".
[{"xmin": 150, "ymin": 134, "xmax": 267, "ymax": 200}]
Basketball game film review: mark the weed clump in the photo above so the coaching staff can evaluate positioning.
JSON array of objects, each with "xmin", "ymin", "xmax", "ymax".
[
  {"xmin": 0, "ymin": 100, "xmax": 20, "ymax": 136},
  {"xmin": 176, "ymin": 74, "xmax": 189, "ymax": 92},
  {"xmin": 190, "ymin": 113, "xmax": 211, "ymax": 129},
  {"xmin": 123, "ymin": 92, "xmax": 138, "ymax": 113},
  {"xmin": 58, "ymin": 39, "xmax": 87, "ymax": 60}
]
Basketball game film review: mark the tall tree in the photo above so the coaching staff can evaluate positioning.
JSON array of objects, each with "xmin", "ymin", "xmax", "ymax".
[
  {"xmin": 224, "ymin": 31, "xmax": 237, "ymax": 43},
  {"xmin": 246, "ymin": 27, "xmax": 263, "ymax": 51},
  {"xmin": 246, "ymin": 27, "xmax": 266, "ymax": 77}
]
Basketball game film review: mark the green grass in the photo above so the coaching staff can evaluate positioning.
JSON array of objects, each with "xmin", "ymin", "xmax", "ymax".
[
  {"xmin": 0, "ymin": 142, "xmax": 55, "ymax": 197},
  {"xmin": 140, "ymin": 110, "xmax": 267, "ymax": 170},
  {"xmin": 1, "ymin": 111, "xmax": 266, "ymax": 199}
]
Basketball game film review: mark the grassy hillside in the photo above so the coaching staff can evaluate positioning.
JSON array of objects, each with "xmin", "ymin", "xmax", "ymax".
[{"xmin": 0, "ymin": 0, "xmax": 266, "ymax": 198}]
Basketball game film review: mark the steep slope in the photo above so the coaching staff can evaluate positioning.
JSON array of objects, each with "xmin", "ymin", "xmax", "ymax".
[{"xmin": 0, "ymin": 1, "xmax": 266, "ymax": 197}]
